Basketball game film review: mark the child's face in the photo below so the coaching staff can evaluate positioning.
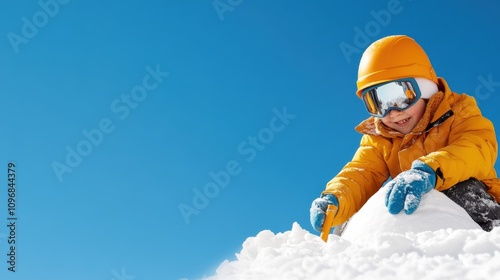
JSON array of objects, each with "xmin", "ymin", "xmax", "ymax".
[{"xmin": 380, "ymin": 99, "xmax": 426, "ymax": 134}]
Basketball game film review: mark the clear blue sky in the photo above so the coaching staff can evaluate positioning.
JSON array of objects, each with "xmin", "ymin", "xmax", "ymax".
[{"xmin": 1, "ymin": 1, "xmax": 500, "ymax": 279}]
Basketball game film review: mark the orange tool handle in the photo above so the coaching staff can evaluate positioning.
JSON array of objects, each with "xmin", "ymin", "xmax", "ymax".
[{"xmin": 320, "ymin": 204, "xmax": 337, "ymax": 242}]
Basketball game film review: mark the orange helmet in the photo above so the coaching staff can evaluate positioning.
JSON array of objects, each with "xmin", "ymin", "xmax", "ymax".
[{"xmin": 356, "ymin": 35, "xmax": 438, "ymax": 98}]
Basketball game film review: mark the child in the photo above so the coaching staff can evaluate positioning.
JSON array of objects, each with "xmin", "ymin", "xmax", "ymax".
[{"xmin": 310, "ymin": 35, "xmax": 500, "ymax": 232}]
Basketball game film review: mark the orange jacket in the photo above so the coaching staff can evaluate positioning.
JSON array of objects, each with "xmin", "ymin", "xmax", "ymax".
[{"xmin": 323, "ymin": 78, "xmax": 500, "ymax": 226}]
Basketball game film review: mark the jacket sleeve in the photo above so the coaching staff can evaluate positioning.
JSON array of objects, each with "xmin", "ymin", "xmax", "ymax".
[
  {"xmin": 420, "ymin": 95, "xmax": 498, "ymax": 190},
  {"xmin": 322, "ymin": 135, "xmax": 390, "ymax": 226}
]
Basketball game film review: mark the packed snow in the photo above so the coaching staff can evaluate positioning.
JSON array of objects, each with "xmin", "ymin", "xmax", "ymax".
[
  {"xmin": 341, "ymin": 188, "xmax": 481, "ymax": 243},
  {"xmin": 203, "ymin": 188, "xmax": 500, "ymax": 280}
]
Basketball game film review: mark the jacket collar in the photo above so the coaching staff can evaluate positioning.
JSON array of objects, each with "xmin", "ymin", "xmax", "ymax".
[{"xmin": 355, "ymin": 77, "xmax": 451, "ymax": 138}]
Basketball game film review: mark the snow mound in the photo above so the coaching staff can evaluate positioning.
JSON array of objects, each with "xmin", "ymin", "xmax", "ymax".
[
  {"xmin": 206, "ymin": 223, "xmax": 500, "ymax": 280},
  {"xmin": 205, "ymin": 189, "xmax": 500, "ymax": 280},
  {"xmin": 342, "ymin": 188, "xmax": 482, "ymax": 243}
]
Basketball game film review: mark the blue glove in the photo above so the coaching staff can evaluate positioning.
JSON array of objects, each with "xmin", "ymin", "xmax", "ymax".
[
  {"xmin": 385, "ymin": 160, "xmax": 436, "ymax": 215},
  {"xmin": 310, "ymin": 194, "xmax": 339, "ymax": 232}
]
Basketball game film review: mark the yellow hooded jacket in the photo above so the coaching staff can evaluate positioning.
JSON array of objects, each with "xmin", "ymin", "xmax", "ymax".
[{"xmin": 323, "ymin": 78, "xmax": 500, "ymax": 226}]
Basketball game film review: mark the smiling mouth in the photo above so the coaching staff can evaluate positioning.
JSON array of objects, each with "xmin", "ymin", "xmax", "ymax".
[{"xmin": 395, "ymin": 117, "xmax": 410, "ymax": 125}]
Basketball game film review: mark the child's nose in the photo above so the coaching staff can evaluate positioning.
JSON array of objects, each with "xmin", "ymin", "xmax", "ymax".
[{"xmin": 388, "ymin": 109, "xmax": 402, "ymax": 118}]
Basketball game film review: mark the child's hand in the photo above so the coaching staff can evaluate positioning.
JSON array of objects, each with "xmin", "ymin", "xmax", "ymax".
[
  {"xmin": 385, "ymin": 160, "xmax": 436, "ymax": 215},
  {"xmin": 310, "ymin": 194, "xmax": 339, "ymax": 232}
]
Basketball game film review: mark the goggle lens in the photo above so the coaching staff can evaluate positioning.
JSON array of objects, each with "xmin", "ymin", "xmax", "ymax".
[{"xmin": 361, "ymin": 78, "xmax": 421, "ymax": 118}]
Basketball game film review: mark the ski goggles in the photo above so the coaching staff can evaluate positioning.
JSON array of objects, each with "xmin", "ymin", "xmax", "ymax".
[{"xmin": 361, "ymin": 78, "xmax": 422, "ymax": 118}]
